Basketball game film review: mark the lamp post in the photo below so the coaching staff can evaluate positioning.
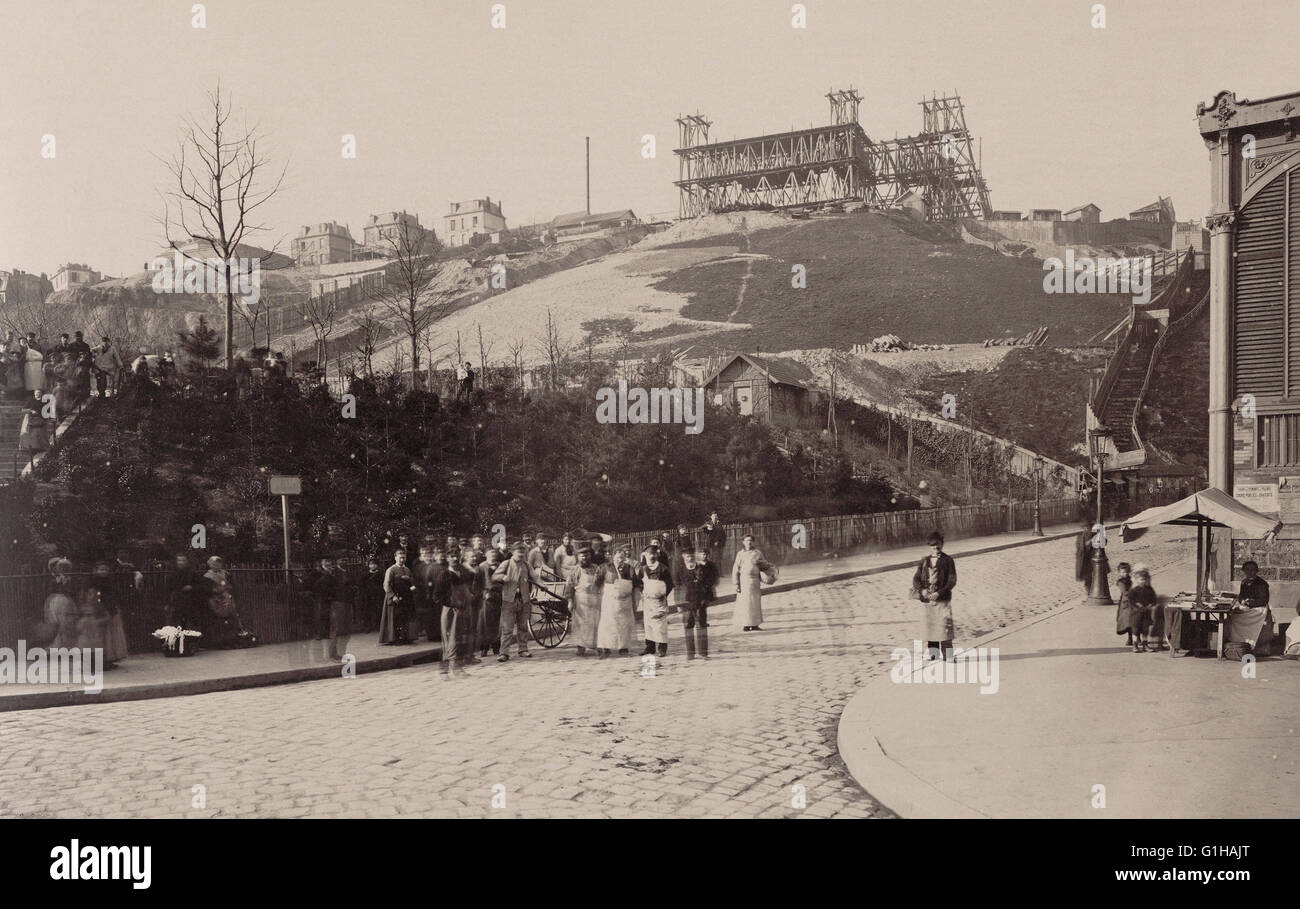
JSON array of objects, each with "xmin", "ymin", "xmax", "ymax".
[
  {"xmin": 1031, "ymin": 454, "xmax": 1044, "ymax": 536},
  {"xmin": 1087, "ymin": 427, "xmax": 1114, "ymax": 605}
]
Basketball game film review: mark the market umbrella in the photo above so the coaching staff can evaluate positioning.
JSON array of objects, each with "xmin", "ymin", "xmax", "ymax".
[{"xmin": 1121, "ymin": 487, "xmax": 1282, "ymax": 602}]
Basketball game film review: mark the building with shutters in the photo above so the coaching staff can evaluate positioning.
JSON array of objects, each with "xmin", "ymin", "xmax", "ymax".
[
  {"xmin": 445, "ymin": 198, "xmax": 506, "ymax": 248},
  {"xmin": 1198, "ymin": 88, "xmax": 1300, "ymax": 602},
  {"xmin": 701, "ymin": 353, "xmax": 820, "ymax": 427}
]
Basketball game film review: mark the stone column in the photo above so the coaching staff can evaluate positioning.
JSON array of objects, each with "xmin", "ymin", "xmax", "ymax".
[{"xmin": 1207, "ymin": 210, "xmax": 1236, "ymax": 493}]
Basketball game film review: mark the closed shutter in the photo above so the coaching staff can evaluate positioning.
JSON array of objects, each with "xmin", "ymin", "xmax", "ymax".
[
  {"xmin": 1234, "ymin": 173, "xmax": 1286, "ymax": 399},
  {"xmin": 1290, "ymin": 167, "xmax": 1300, "ymax": 395}
]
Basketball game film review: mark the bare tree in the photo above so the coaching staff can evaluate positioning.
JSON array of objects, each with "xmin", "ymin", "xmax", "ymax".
[
  {"xmin": 159, "ymin": 82, "xmax": 287, "ymax": 368},
  {"xmin": 293, "ymin": 290, "xmax": 340, "ymax": 373},
  {"xmin": 506, "ymin": 336, "xmax": 527, "ymax": 390},
  {"xmin": 353, "ymin": 307, "xmax": 383, "ymax": 378},
  {"xmin": 0, "ymin": 280, "xmax": 60, "ymax": 342},
  {"xmin": 234, "ymin": 290, "xmax": 269, "ymax": 354},
  {"xmin": 536, "ymin": 307, "xmax": 571, "ymax": 390},
  {"xmin": 476, "ymin": 322, "xmax": 494, "ymax": 378},
  {"xmin": 371, "ymin": 219, "xmax": 454, "ymax": 388}
]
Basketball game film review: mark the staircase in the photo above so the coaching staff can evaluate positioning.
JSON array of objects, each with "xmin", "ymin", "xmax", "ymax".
[
  {"xmin": 1088, "ymin": 248, "xmax": 1202, "ymax": 463},
  {"xmin": 0, "ymin": 403, "xmax": 27, "ymax": 483},
  {"xmin": 1100, "ymin": 331, "xmax": 1157, "ymax": 450}
]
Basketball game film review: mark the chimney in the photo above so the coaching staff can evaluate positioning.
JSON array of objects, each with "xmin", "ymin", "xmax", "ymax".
[{"xmin": 586, "ymin": 136, "xmax": 591, "ymax": 215}]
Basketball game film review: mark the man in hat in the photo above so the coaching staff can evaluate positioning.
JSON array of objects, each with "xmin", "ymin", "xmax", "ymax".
[
  {"xmin": 315, "ymin": 554, "xmax": 353, "ymax": 661},
  {"xmin": 911, "ymin": 532, "xmax": 957, "ymax": 661},
  {"xmin": 565, "ymin": 545, "xmax": 604, "ymax": 657},
  {"xmin": 93, "ymin": 335, "xmax": 124, "ymax": 398},
  {"xmin": 477, "ymin": 546, "xmax": 505, "ymax": 658},
  {"xmin": 588, "ymin": 534, "xmax": 607, "ymax": 567},
  {"xmin": 492, "ymin": 542, "xmax": 534, "ymax": 661},
  {"xmin": 529, "ymin": 532, "xmax": 555, "ymax": 579},
  {"xmin": 700, "ymin": 510, "xmax": 727, "ymax": 564},
  {"xmin": 413, "ymin": 542, "xmax": 445, "ymax": 643}
]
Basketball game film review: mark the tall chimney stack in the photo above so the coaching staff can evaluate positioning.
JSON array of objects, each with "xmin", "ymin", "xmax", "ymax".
[{"xmin": 586, "ymin": 136, "xmax": 591, "ymax": 215}]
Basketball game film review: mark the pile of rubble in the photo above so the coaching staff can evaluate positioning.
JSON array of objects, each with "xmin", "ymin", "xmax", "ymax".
[{"xmin": 852, "ymin": 334, "xmax": 954, "ymax": 353}]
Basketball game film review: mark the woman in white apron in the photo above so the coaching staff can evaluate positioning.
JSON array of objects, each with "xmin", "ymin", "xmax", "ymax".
[
  {"xmin": 732, "ymin": 534, "xmax": 774, "ymax": 632},
  {"xmin": 23, "ymin": 345, "xmax": 45, "ymax": 395},
  {"xmin": 639, "ymin": 551, "xmax": 674, "ymax": 656},
  {"xmin": 597, "ymin": 546, "xmax": 639, "ymax": 656},
  {"xmin": 566, "ymin": 546, "xmax": 604, "ymax": 656},
  {"xmin": 911, "ymin": 531, "xmax": 957, "ymax": 660}
]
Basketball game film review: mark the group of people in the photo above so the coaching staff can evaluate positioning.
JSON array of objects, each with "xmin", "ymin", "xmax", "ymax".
[
  {"xmin": 40, "ymin": 555, "xmax": 136, "ymax": 667},
  {"xmin": 366, "ymin": 511, "xmax": 778, "ymax": 676}
]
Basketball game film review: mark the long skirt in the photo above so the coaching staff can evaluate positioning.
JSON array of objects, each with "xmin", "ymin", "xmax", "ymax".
[
  {"xmin": 378, "ymin": 596, "xmax": 410, "ymax": 643},
  {"xmin": 597, "ymin": 579, "xmax": 636, "ymax": 650},
  {"xmin": 733, "ymin": 573, "xmax": 763, "ymax": 630},
  {"xmin": 104, "ymin": 613, "xmax": 129, "ymax": 663},
  {"xmin": 44, "ymin": 593, "xmax": 77, "ymax": 648},
  {"xmin": 642, "ymin": 596, "xmax": 670, "ymax": 644},
  {"xmin": 920, "ymin": 598, "xmax": 954, "ymax": 642},
  {"xmin": 570, "ymin": 587, "xmax": 602, "ymax": 649}
]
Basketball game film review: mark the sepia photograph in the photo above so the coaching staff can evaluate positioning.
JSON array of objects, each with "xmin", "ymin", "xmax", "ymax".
[{"xmin": 0, "ymin": 0, "xmax": 1293, "ymax": 888}]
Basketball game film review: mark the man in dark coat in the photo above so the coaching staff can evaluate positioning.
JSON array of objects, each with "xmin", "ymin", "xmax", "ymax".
[
  {"xmin": 699, "ymin": 510, "xmax": 727, "ymax": 565},
  {"xmin": 1075, "ymin": 521, "xmax": 1095, "ymax": 593},
  {"xmin": 314, "ymin": 555, "xmax": 353, "ymax": 660}
]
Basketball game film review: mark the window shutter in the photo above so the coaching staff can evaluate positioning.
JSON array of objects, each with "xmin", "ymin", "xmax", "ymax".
[
  {"xmin": 1290, "ymin": 167, "xmax": 1300, "ymax": 395},
  {"xmin": 1234, "ymin": 173, "xmax": 1286, "ymax": 399}
]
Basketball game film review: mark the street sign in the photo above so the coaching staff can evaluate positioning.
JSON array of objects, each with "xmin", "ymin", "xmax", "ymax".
[{"xmin": 269, "ymin": 476, "xmax": 302, "ymax": 496}]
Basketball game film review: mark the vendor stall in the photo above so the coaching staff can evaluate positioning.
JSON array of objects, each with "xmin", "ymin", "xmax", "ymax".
[{"xmin": 1121, "ymin": 488, "xmax": 1282, "ymax": 658}]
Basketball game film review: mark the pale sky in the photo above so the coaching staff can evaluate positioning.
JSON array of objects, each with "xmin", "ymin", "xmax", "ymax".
[{"xmin": 0, "ymin": 0, "xmax": 1294, "ymax": 278}]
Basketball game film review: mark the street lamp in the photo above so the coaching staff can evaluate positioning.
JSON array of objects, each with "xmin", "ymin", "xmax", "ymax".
[
  {"xmin": 1031, "ymin": 454, "xmax": 1044, "ymax": 536},
  {"xmin": 1087, "ymin": 427, "xmax": 1114, "ymax": 605}
]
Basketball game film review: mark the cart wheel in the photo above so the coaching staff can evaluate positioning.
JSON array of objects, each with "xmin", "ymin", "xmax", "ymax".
[{"xmin": 529, "ymin": 600, "xmax": 570, "ymax": 649}]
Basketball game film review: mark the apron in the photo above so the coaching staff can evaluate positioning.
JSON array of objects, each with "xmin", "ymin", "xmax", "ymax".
[
  {"xmin": 919, "ymin": 556, "xmax": 954, "ymax": 641},
  {"xmin": 597, "ymin": 576, "xmax": 636, "ymax": 650},
  {"xmin": 732, "ymin": 550, "xmax": 765, "ymax": 630},
  {"xmin": 641, "ymin": 577, "xmax": 670, "ymax": 644},
  {"xmin": 569, "ymin": 568, "xmax": 603, "ymax": 649}
]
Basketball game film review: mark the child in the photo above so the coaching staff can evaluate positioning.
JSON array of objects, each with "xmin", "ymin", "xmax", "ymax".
[
  {"xmin": 1128, "ymin": 566, "xmax": 1159, "ymax": 653},
  {"xmin": 1114, "ymin": 562, "xmax": 1134, "ymax": 647}
]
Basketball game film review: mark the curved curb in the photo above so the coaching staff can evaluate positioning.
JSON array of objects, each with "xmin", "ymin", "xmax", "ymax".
[
  {"xmin": 0, "ymin": 643, "xmax": 442, "ymax": 712},
  {"xmin": 836, "ymin": 601, "xmax": 1084, "ymax": 819}
]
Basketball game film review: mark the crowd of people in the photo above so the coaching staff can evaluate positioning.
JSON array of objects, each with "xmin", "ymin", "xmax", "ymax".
[
  {"xmin": 30, "ymin": 510, "xmax": 798, "ymax": 671},
  {"xmin": 368, "ymin": 510, "xmax": 774, "ymax": 676}
]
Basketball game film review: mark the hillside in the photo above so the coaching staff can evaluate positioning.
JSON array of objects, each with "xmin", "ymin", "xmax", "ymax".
[
  {"xmin": 365, "ymin": 210, "xmax": 1133, "ymax": 372},
  {"xmin": 911, "ymin": 347, "xmax": 1112, "ymax": 464}
]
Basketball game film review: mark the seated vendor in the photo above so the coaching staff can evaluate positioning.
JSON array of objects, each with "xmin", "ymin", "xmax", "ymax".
[{"xmin": 1237, "ymin": 560, "xmax": 1270, "ymax": 609}]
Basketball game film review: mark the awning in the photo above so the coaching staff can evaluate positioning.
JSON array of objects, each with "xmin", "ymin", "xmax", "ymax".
[{"xmin": 1121, "ymin": 487, "xmax": 1282, "ymax": 542}]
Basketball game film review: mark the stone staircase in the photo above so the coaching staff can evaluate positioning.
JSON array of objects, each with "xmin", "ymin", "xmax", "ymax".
[
  {"xmin": 0, "ymin": 402, "xmax": 28, "ymax": 483},
  {"xmin": 1100, "ymin": 331, "xmax": 1158, "ymax": 450}
]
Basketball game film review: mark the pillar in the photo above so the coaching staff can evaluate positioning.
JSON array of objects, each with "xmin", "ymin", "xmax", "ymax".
[{"xmin": 1207, "ymin": 211, "xmax": 1236, "ymax": 492}]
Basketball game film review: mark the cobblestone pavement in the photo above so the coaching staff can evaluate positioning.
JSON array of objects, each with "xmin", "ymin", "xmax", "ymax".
[{"xmin": 0, "ymin": 530, "xmax": 1189, "ymax": 818}]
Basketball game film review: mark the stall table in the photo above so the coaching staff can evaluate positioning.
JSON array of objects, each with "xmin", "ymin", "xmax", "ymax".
[{"xmin": 1165, "ymin": 595, "xmax": 1234, "ymax": 658}]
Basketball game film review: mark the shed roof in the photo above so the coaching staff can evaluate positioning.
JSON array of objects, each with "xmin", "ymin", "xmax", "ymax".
[{"xmin": 703, "ymin": 353, "xmax": 815, "ymax": 391}]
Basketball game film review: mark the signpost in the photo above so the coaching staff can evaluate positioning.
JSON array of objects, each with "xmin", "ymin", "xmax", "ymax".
[{"xmin": 269, "ymin": 476, "xmax": 302, "ymax": 587}]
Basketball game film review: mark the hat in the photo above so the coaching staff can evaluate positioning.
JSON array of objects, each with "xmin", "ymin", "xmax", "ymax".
[
  {"xmin": 927, "ymin": 531, "xmax": 944, "ymax": 546},
  {"xmin": 577, "ymin": 544, "xmax": 593, "ymax": 556},
  {"xmin": 511, "ymin": 541, "xmax": 528, "ymax": 553}
]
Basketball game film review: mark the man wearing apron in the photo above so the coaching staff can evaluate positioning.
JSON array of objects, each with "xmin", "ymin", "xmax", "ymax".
[
  {"xmin": 912, "ymin": 531, "xmax": 957, "ymax": 661},
  {"xmin": 639, "ymin": 550, "xmax": 675, "ymax": 657},
  {"xmin": 597, "ymin": 546, "xmax": 639, "ymax": 657},
  {"xmin": 565, "ymin": 545, "xmax": 604, "ymax": 657}
]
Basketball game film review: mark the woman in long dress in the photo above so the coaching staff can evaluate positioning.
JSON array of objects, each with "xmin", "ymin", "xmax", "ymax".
[
  {"xmin": 565, "ymin": 545, "xmax": 604, "ymax": 656},
  {"xmin": 379, "ymin": 549, "xmax": 414, "ymax": 644},
  {"xmin": 553, "ymin": 534, "xmax": 579, "ymax": 575},
  {"xmin": 43, "ymin": 557, "xmax": 79, "ymax": 647},
  {"xmin": 639, "ymin": 550, "xmax": 674, "ymax": 656},
  {"xmin": 597, "ymin": 546, "xmax": 639, "ymax": 657},
  {"xmin": 204, "ymin": 556, "xmax": 248, "ymax": 647},
  {"xmin": 732, "ymin": 534, "xmax": 773, "ymax": 632},
  {"xmin": 83, "ymin": 561, "xmax": 128, "ymax": 665}
]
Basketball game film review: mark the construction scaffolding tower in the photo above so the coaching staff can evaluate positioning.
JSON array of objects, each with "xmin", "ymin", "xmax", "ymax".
[{"xmin": 673, "ymin": 89, "xmax": 993, "ymax": 221}]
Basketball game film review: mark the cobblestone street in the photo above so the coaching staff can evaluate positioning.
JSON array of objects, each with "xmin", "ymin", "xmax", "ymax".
[{"xmin": 0, "ymin": 531, "xmax": 1190, "ymax": 818}]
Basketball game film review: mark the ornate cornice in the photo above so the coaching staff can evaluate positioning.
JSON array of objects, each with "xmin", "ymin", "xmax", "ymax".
[
  {"xmin": 1247, "ymin": 153, "xmax": 1288, "ymax": 185},
  {"xmin": 1206, "ymin": 212, "xmax": 1237, "ymax": 234},
  {"xmin": 1197, "ymin": 90, "xmax": 1246, "ymax": 126}
]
